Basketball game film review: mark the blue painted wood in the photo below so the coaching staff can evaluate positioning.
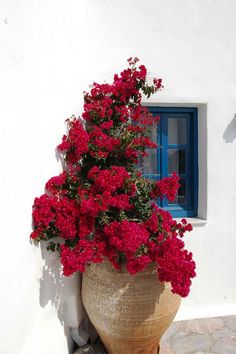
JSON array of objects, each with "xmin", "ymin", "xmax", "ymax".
[{"xmin": 144, "ymin": 107, "xmax": 198, "ymax": 217}]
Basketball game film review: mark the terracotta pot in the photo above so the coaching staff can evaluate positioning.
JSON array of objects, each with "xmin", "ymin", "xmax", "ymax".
[{"xmin": 81, "ymin": 261, "xmax": 181, "ymax": 354}]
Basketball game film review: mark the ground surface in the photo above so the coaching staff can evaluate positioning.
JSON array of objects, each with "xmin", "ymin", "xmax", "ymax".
[{"xmin": 160, "ymin": 315, "xmax": 236, "ymax": 354}]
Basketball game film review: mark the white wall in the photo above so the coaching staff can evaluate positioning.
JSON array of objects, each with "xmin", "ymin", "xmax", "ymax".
[{"xmin": 0, "ymin": 1, "xmax": 236, "ymax": 353}]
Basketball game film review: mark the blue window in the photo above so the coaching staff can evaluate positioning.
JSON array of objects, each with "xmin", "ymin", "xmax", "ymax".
[{"xmin": 141, "ymin": 107, "xmax": 198, "ymax": 217}]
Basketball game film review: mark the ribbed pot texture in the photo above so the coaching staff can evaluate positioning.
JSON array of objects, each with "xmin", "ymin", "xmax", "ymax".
[{"xmin": 82, "ymin": 261, "xmax": 181, "ymax": 354}]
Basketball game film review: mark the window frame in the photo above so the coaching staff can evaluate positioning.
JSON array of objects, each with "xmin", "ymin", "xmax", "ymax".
[{"xmin": 143, "ymin": 106, "xmax": 198, "ymax": 218}]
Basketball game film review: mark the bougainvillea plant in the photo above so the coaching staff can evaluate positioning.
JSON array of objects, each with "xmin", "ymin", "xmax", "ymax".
[{"xmin": 30, "ymin": 57, "xmax": 196, "ymax": 297}]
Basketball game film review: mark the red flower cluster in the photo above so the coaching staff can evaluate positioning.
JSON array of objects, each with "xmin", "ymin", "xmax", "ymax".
[
  {"xmin": 151, "ymin": 173, "xmax": 180, "ymax": 201},
  {"xmin": 61, "ymin": 239, "xmax": 105, "ymax": 276},
  {"xmin": 31, "ymin": 194, "xmax": 79, "ymax": 240},
  {"xmin": 155, "ymin": 237, "xmax": 196, "ymax": 297},
  {"xmin": 89, "ymin": 126, "xmax": 120, "ymax": 159},
  {"xmin": 104, "ymin": 220, "xmax": 149, "ymax": 254},
  {"xmin": 45, "ymin": 172, "xmax": 67, "ymax": 196},
  {"xmin": 57, "ymin": 118, "xmax": 89, "ymax": 166},
  {"xmin": 88, "ymin": 166, "xmax": 129, "ymax": 193},
  {"xmin": 30, "ymin": 58, "xmax": 196, "ymax": 297}
]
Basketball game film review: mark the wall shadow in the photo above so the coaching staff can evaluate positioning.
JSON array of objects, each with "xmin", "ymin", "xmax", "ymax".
[
  {"xmin": 223, "ymin": 115, "xmax": 236, "ymax": 143},
  {"xmin": 39, "ymin": 243, "xmax": 85, "ymax": 353}
]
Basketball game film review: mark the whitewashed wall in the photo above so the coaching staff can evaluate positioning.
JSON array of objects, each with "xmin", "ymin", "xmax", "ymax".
[{"xmin": 0, "ymin": 1, "xmax": 236, "ymax": 353}]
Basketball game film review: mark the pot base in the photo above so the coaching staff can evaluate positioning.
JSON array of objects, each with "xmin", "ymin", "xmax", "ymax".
[{"xmin": 99, "ymin": 335, "xmax": 160, "ymax": 354}]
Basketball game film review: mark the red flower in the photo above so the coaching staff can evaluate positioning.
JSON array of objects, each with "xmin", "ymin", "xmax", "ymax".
[
  {"xmin": 104, "ymin": 220, "xmax": 149, "ymax": 254},
  {"xmin": 151, "ymin": 173, "xmax": 180, "ymax": 201},
  {"xmin": 126, "ymin": 255, "xmax": 152, "ymax": 275},
  {"xmin": 57, "ymin": 118, "xmax": 89, "ymax": 165},
  {"xmin": 61, "ymin": 239, "xmax": 104, "ymax": 276}
]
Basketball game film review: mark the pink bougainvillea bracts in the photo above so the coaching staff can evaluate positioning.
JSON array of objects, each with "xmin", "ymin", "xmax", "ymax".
[{"xmin": 30, "ymin": 58, "xmax": 196, "ymax": 297}]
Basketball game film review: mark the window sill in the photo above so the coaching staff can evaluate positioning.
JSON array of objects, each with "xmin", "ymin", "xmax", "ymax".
[{"xmin": 174, "ymin": 217, "xmax": 207, "ymax": 227}]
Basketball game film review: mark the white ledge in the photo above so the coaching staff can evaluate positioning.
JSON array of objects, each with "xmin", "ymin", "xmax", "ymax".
[{"xmin": 174, "ymin": 217, "xmax": 207, "ymax": 227}]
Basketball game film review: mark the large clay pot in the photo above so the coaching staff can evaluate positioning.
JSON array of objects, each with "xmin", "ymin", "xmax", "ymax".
[{"xmin": 81, "ymin": 261, "xmax": 181, "ymax": 354}]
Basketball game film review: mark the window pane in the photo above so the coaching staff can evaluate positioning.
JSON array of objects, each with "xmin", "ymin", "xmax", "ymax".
[
  {"xmin": 140, "ymin": 149, "xmax": 158, "ymax": 174},
  {"xmin": 139, "ymin": 123, "xmax": 158, "ymax": 174},
  {"xmin": 168, "ymin": 118, "xmax": 186, "ymax": 145},
  {"xmin": 168, "ymin": 149, "xmax": 186, "ymax": 174},
  {"xmin": 146, "ymin": 124, "xmax": 158, "ymax": 142},
  {"xmin": 169, "ymin": 178, "xmax": 186, "ymax": 205}
]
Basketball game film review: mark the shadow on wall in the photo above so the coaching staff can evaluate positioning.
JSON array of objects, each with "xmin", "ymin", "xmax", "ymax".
[
  {"xmin": 39, "ymin": 244, "xmax": 86, "ymax": 353},
  {"xmin": 223, "ymin": 115, "xmax": 236, "ymax": 143}
]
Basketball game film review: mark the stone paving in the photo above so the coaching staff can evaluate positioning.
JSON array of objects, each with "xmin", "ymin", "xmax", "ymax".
[
  {"xmin": 160, "ymin": 315, "xmax": 236, "ymax": 354},
  {"xmin": 74, "ymin": 315, "xmax": 236, "ymax": 354}
]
